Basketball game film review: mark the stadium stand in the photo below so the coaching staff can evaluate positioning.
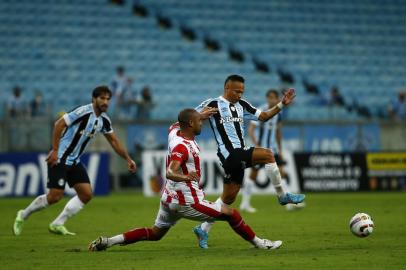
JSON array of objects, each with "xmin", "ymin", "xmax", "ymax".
[{"xmin": 0, "ymin": 0, "xmax": 405, "ymax": 120}]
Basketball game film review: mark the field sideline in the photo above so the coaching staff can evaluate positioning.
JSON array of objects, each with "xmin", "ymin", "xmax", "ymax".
[{"xmin": 1, "ymin": 192, "xmax": 405, "ymax": 270}]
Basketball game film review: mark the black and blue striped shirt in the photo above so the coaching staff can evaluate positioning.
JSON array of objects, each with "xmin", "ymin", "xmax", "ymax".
[{"xmin": 196, "ymin": 96, "xmax": 261, "ymax": 160}]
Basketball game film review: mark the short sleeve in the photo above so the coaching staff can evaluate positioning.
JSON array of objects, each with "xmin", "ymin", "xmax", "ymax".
[
  {"xmin": 170, "ymin": 144, "xmax": 189, "ymax": 163},
  {"xmin": 240, "ymin": 99, "xmax": 262, "ymax": 121},
  {"xmin": 63, "ymin": 105, "xmax": 90, "ymax": 126},
  {"xmin": 168, "ymin": 123, "xmax": 180, "ymax": 134},
  {"xmin": 195, "ymin": 98, "xmax": 214, "ymax": 113},
  {"xmin": 101, "ymin": 116, "xmax": 114, "ymax": 134}
]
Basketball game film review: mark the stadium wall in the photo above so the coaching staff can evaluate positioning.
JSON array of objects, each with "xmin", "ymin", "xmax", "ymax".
[{"xmin": 0, "ymin": 119, "xmax": 405, "ymax": 196}]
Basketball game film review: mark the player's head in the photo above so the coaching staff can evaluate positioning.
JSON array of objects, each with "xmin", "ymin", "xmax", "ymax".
[
  {"xmin": 116, "ymin": 66, "xmax": 125, "ymax": 76},
  {"xmin": 92, "ymin": 85, "xmax": 112, "ymax": 113},
  {"xmin": 178, "ymin": 108, "xmax": 202, "ymax": 135},
  {"xmin": 266, "ymin": 89, "xmax": 279, "ymax": 107},
  {"xmin": 224, "ymin": 74, "xmax": 245, "ymax": 103}
]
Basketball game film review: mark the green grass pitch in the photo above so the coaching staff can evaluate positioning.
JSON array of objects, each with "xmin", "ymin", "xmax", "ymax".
[{"xmin": 1, "ymin": 192, "xmax": 405, "ymax": 270}]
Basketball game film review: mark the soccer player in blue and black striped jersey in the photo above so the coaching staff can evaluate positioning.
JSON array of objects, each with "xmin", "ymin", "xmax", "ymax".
[
  {"xmin": 192, "ymin": 75, "xmax": 305, "ymax": 249},
  {"xmin": 13, "ymin": 86, "xmax": 136, "ymax": 236},
  {"xmin": 242, "ymin": 89, "xmax": 305, "ymax": 212}
]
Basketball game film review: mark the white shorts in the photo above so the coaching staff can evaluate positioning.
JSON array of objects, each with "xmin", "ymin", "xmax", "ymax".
[{"xmin": 154, "ymin": 200, "xmax": 222, "ymax": 228}]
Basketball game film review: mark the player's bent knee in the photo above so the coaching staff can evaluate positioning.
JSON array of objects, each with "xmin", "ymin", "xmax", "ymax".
[
  {"xmin": 222, "ymin": 194, "xmax": 237, "ymax": 205},
  {"xmin": 150, "ymin": 227, "xmax": 167, "ymax": 241},
  {"xmin": 78, "ymin": 192, "xmax": 93, "ymax": 204},
  {"xmin": 47, "ymin": 192, "xmax": 63, "ymax": 204},
  {"xmin": 220, "ymin": 205, "xmax": 233, "ymax": 217}
]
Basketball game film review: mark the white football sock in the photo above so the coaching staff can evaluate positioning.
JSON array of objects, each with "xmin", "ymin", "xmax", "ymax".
[
  {"xmin": 281, "ymin": 178, "xmax": 290, "ymax": 193},
  {"xmin": 51, "ymin": 196, "xmax": 84, "ymax": 226},
  {"xmin": 21, "ymin": 194, "xmax": 49, "ymax": 219},
  {"xmin": 108, "ymin": 234, "xmax": 125, "ymax": 247},
  {"xmin": 201, "ymin": 197, "xmax": 227, "ymax": 233},
  {"xmin": 265, "ymin": 163, "xmax": 286, "ymax": 197},
  {"xmin": 240, "ymin": 180, "xmax": 254, "ymax": 208},
  {"xmin": 251, "ymin": 236, "xmax": 262, "ymax": 247}
]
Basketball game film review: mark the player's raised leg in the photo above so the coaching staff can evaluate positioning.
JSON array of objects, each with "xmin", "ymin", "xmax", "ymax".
[
  {"xmin": 252, "ymin": 148, "xmax": 305, "ymax": 205},
  {"xmin": 13, "ymin": 189, "xmax": 64, "ymax": 236},
  {"xmin": 49, "ymin": 183, "xmax": 92, "ymax": 235}
]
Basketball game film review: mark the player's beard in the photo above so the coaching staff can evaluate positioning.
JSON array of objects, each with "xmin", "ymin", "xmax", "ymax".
[{"xmin": 98, "ymin": 104, "xmax": 108, "ymax": 112}]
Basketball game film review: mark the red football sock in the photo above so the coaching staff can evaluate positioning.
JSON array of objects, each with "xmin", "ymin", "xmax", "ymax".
[
  {"xmin": 123, "ymin": 228, "xmax": 159, "ymax": 244},
  {"xmin": 228, "ymin": 209, "xmax": 256, "ymax": 241}
]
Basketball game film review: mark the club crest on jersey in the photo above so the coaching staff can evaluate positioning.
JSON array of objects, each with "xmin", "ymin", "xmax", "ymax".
[{"xmin": 220, "ymin": 116, "xmax": 243, "ymax": 124}]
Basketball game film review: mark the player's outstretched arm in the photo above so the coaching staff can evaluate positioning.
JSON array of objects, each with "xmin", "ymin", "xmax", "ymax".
[
  {"xmin": 104, "ymin": 132, "xmax": 137, "ymax": 172},
  {"xmin": 258, "ymin": 88, "xmax": 296, "ymax": 121},
  {"xmin": 46, "ymin": 116, "xmax": 67, "ymax": 166},
  {"xmin": 199, "ymin": 107, "xmax": 218, "ymax": 120},
  {"xmin": 166, "ymin": 160, "xmax": 199, "ymax": 182}
]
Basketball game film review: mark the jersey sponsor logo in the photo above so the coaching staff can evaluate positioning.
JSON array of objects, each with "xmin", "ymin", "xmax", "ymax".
[
  {"xmin": 219, "ymin": 116, "xmax": 243, "ymax": 124},
  {"xmin": 185, "ymin": 143, "xmax": 199, "ymax": 157}
]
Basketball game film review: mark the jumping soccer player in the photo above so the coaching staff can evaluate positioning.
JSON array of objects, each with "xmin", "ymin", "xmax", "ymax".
[
  {"xmin": 241, "ymin": 89, "xmax": 305, "ymax": 212},
  {"xmin": 192, "ymin": 74, "xmax": 305, "ymax": 248},
  {"xmin": 89, "ymin": 108, "xmax": 282, "ymax": 251},
  {"xmin": 13, "ymin": 86, "xmax": 136, "ymax": 236}
]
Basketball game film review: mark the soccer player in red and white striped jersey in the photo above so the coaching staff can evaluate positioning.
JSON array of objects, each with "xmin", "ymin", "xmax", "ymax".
[{"xmin": 89, "ymin": 108, "xmax": 282, "ymax": 251}]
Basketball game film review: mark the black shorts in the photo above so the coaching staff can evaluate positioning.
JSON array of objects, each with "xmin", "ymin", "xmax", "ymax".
[
  {"xmin": 219, "ymin": 147, "xmax": 254, "ymax": 185},
  {"xmin": 252, "ymin": 153, "xmax": 286, "ymax": 170},
  {"xmin": 47, "ymin": 162, "xmax": 90, "ymax": 190}
]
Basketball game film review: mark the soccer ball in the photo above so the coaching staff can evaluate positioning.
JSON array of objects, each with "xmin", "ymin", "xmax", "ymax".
[{"xmin": 349, "ymin": 213, "xmax": 374, "ymax": 237}]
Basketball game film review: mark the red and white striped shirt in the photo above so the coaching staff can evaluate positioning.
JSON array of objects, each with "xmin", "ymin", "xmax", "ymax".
[{"xmin": 161, "ymin": 123, "xmax": 204, "ymax": 205}]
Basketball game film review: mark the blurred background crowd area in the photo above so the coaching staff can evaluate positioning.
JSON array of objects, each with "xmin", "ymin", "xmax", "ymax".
[{"xmin": 1, "ymin": 0, "xmax": 405, "ymax": 122}]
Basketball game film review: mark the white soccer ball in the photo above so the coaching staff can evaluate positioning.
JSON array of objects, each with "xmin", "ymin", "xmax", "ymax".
[{"xmin": 349, "ymin": 213, "xmax": 374, "ymax": 237}]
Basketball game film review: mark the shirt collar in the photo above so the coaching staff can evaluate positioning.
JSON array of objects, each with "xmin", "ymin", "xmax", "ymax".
[{"xmin": 219, "ymin": 95, "xmax": 235, "ymax": 105}]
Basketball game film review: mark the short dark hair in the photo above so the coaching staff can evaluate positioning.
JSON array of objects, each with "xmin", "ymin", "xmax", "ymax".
[
  {"xmin": 178, "ymin": 108, "xmax": 197, "ymax": 129},
  {"xmin": 266, "ymin": 89, "xmax": 279, "ymax": 98},
  {"xmin": 92, "ymin": 85, "xmax": 112, "ymax": 99},
  {"xmin": 224, "ymin": 74, "xmax": 245, "ymax": 86}
]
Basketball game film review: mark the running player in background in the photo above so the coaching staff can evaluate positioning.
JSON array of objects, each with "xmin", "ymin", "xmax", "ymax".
[
  {"xmin": 193, "ymin": 74, "xmax": 305, "ymax": 249},
  {"xmin": 240, "ymin": 89, "xmax": 305, "ymax": 213},
  {"xmin": 13, "ymin": 86, "xmax": 136, "ymax": 236},
  {"xmin": 89, "ymin": 109, "xmax": 282, "ymax": 251}
]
